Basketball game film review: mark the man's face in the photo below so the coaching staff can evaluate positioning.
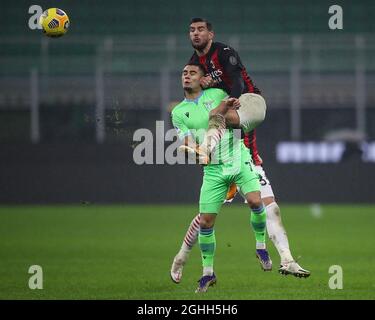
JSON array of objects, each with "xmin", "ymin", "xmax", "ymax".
[
  {"xmin": 189, "ymin": 22, "xmax": 213, "ymax": 51},
  {"xmin": 182, "ymin": 65, "xmax": 203, "ymax": 92}
]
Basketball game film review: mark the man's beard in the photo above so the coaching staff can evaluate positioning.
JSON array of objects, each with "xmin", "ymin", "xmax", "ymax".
[
  {"xmin": 183, "ymin": 87, "xmax": 193, "ymax": 93},
  {"xmin": 191, "ymin": 39, "xmax": 209, "ymax": 52}
]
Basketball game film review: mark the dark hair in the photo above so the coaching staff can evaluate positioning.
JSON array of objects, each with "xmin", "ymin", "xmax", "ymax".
[
  {"xmin": 184, "ymin": 62, "xmax": 206, "ymax": 75},
  {"xmin": 189, "ymin": 17, "xmax": 213, "ymax": 31}
]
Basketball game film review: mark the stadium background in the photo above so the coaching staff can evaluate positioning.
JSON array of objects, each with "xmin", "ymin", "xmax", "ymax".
[
  {"xmin": 1, "ymin": 0, "xmax": 375, "ymax": 203},
  {"xmin": 1, "ymin": 0, "xmax": 375, "ymax": 300}
]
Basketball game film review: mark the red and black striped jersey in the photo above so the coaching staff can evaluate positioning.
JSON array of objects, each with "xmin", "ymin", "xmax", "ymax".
[{"xmin": 189, "ymin": 42, "xmax": 263, "ymax": 165}]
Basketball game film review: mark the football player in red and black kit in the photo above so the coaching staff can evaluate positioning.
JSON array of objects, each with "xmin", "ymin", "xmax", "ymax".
[{"xmin": 170, "ymin": 18, "xmax": 310, "ymax": 282}]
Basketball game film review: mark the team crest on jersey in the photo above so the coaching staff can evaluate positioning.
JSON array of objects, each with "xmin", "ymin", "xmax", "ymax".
[
  {"xmin": 203, "ymin": 100, "xmax": 215, "ymax": 110},
  {"xmin": 229, "ymin": 56, "xmax": 237, "ymax": 65}
]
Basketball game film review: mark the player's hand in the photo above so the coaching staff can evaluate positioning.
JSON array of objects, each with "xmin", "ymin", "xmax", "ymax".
[
  {"xmin": 224, "ymin": 98, "xmax": 241, "ymax": 110},
  {"xmin": 200, "ymin": 76, "xmax": 215, "ymax": 89},
  {"xmin": 178, "ymin": 145, "xmax": 210, "ymax": 165}
]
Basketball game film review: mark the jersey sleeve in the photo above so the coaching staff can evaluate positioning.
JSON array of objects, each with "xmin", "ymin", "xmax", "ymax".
[
  {"xmin": 208, "ymin": 88, "xmax": 229, "ymax": 103},
  {"xmin": 171, "ymin": 110, "xmax": 191, "ymax": 140},
  {"xmin": 218, "ymin": 46, "xmax": 245, "ymax": 98}
]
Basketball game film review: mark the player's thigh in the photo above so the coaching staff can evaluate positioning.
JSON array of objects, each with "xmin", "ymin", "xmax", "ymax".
[
  {"xmin": 199, "ymin": 167, "xmax": 229, "ymax": 214},
  {"xmin": 254, "ymin": 165, "xmax": 275, "ymax": 200},
  {"xmin": 234, "ymin": 150, "xmax": 261, "ymax": 196}
]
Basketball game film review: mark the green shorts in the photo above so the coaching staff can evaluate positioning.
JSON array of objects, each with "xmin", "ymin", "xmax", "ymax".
[{"xmin": 199, "ymin": 146, "xmax": 260, "ymax": 214}]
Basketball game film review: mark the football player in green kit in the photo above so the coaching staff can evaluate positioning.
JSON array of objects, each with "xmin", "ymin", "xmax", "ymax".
[
  {"xmin": 171, "ymin": 18, "xmax": 310, "ymax": 284},
  {"xmin": 171, "ymin": 63, "xmax": 271, "ymax": 293}
]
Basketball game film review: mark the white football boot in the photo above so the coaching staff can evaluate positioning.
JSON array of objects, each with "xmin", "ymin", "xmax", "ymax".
[
  {"xmin": 170, "ymin": 254, "xmax": 187, "ymax": 284},
  {"xmin": 279, "ymin": 261, "xmax": 311, "ymax": 278}
]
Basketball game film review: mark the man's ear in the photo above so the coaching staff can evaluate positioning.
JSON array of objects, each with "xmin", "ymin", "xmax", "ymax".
[{"xmin": 208, "ymin": 31, "xmax": 214, "ymax": 41}]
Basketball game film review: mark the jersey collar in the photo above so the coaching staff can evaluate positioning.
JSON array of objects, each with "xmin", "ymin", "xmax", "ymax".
[
  {"xmin": 194, "ymin": 42, "xmax": 217, "ymax": 59},
  {"xmin": 184, "ymin": 91, "xmax": 203, "ymax": 104}
]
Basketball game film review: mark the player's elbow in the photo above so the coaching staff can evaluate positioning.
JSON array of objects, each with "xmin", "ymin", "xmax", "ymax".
[{"xmin": 230, "ymin": 79, "xmax": 244, "ymax": 98}]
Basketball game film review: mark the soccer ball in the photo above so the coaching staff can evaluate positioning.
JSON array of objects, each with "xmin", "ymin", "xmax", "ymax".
[{"xmin": 39, "ymin": 8, "xmax": 70, "ymax": 37}]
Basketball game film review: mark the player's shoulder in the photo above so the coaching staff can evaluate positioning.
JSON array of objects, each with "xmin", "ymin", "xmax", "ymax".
[
  {"xmin": 215, "ymin": 42, "xmax": 236, "ymax": 53},
  {"xmin": 203, "ymin": 88, "xmax": 228, "ymax": 100},
  {"xmin": 204, "ymin": 87, "xmax": 227, "ymax": 95}
]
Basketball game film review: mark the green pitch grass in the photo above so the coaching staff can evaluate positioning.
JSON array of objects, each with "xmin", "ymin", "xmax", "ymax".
[{"xmin": 0, "ymin": 204, "xmax": 374, "ymax": 300}]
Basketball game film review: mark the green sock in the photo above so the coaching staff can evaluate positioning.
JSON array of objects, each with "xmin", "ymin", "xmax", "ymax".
[
  {"xmin": 250, "ymin": 206, "xmax": 267, "ymax": 243},
  {"xmin": 199, "ymin": 227, "xmax": 216, "ymax": 268}
]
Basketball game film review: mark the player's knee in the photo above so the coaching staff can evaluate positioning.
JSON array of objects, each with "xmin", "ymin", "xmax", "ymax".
[
  {"xmin": 199, "ymin": 213, "xmax": 216, "ymax": 229},
  {"xmin": 238, "ymin": 93, "xmax": 266, "ymax": 132},
  {"xmin": 246, "ymin": 192, "xmax": 263, "ymax": 209},
  {"xmin": 249, "ymin": 201, "xmax": 263, "ymax": 210},
  {"xmin": 266, "ymin": 202, "xmax": 282, "ymax": 221},
  {"xmin": 266, "ymin": 202, "xmax": 280, "ymax": 215}
]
